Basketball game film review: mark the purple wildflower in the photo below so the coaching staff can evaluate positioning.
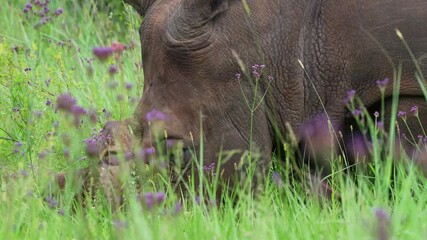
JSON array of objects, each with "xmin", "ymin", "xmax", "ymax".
[
  {"xmin": 272, "ymin": 172, "xmax": 284, "ymax": 187},
  {"xmin": 144, "ymin": 192, "xmax": 155, "ymax": 209},
  {"xmin": 155, "ymin": 192, "xmax": 166, "ymax": 203},
  {"xmin": 46, "ymin": 99, "xmax": 52, "ymax": 106},
  {"xmin": 146, "ymin": 109, "xmax": 169, "ymax": 121},
  {"xmin": 71, "ymin": 105, "xmax": 87, "ymax": 127},
  {"xmin": 235, "ymin": 73, "xmax": 241, "ymax": 80},
  {"xmin": 92, "ymin": 47, "xmax": 114, "ymax": 61},
  {"xmin": 410, "ymin": 106, "xmax": 418, "ymax": 117},
  {"xmin": 125, "ymin": 82, "xmax": 133, "ymax": 90},
  {"xmin": 15, "ymin": 141, "xmax": 23, "ymax": 148},
  {"xmin": 174, "ymin": 201, "xmax": 183, "ymax": 215},
  {"xmin": 352, "ymin": 107, "xmax": 363, "ymax": 117},
  {"xmin": 33, "ymin": 110, "xmax": 43, "ymax": 118},
  {"xmin": 35, "ymin": 16, "xmax": 51, "ymax": 27},
  {"xmin": 145, "ymin": 147, "xmax": 155, "ymax": 155},
  {"xmin": 376, "ymin": 78, "xmax": 389, "ymax": 91},
  {"xmin": 23, "ymin": 3, "xmax": 33, "ymax": 13},
  {"xmin": 166, "ymin": 139, "xmax": 175, "ymax": 148},
  {"xmin": 44, "ymin": 195, "xmax": 58, "ymax": 209},
  {"xmin": 37, "ymin": 10, "xmax": 45, "ymax": 17},
  {"xmin": 397, "ymin": 111, "xmax": 406, "ymax": 119},
  {"xmin": 252, "ymin": 64, "xmax": 261, "ymax": 78},
  {"xmin": 58, "ymin": 209, "xmax": 64, "ymax": 216},
  {"xmin": 268, "ymin": 75, "xmax": 274, "ymax": 82},
  {"xmin": 373, "ymin": 207, "xmax": 391, "ymax": 240},
  {"xmin": 20, "ymin": 169, "xmax": 29, "ymax": 177},
  {"xmin": 38, "ymin": 150, "xmax": 47, "ymax": 159},
  {"xmin": 124, "ymin": 151, "xmax": 135, "ymax": 161},
  {"xmin": 54, "ymin": 8, "xmax": 63, "ymax": 16},
  {"xmin": 71, "ymin": 105, "xmax": 87, "ymax": 116},
  {"xmin": 108, "ymin": 65, "xmax": 118, "ymax": 75},
  {"xmin": 344, "ymin": 89, "xmax": 356, "ymax": 104},
  {"xmin": 111, "ymin": 41, "xmax": 126, "ymax": 52},
  {"xmin": 374, "ymin": 111, "xmax": 380, "ymax": 118},
  {"xmin": 56, "ymin": 93, "xmax": 76, "ymax": 112},
  {"xmin": 299, "ymin": 114, "xmax": 334, "ymax": 157},
  {"xmin": 348, "ymin": 134, "xmax": 369, "ymax": 161},
  {"xmin": 203, "ymin": 162, "xmax": 216, "ymax": 172},
  {"xmin": 139, "ymin": 147, "xmax": 156, "ymax": 163},
  {"xmin": 85, "ymin": 139, "xmax": 99, "ymax": 157}
]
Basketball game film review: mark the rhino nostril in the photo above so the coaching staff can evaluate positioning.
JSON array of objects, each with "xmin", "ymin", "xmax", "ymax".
[
  {"xmin": 104, "ymin": 150, "xmax": 118, "ymax": 157},
  {"xmin": 102, "ymin": 150, "xmax": 120, "ymax": 166}
]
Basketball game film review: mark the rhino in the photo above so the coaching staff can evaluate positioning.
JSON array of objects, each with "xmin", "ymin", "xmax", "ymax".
[{"xmin": 58, "ymin": 0, "xmax": 427, "ymax": 201}]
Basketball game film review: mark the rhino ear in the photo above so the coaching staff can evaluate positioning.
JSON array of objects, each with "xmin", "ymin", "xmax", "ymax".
[
  {"xmin": 124, "ymin": 0, "xmax": 155, "ymax": 16},
  {"xmin": 187, "ymin": 0, "xmax": 229, "ymax": 20}
]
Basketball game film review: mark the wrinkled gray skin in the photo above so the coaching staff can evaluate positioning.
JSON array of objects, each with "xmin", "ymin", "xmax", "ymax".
[{"xmin": 69, "ymin": 0, "xmax": 427, "ymax": 196}]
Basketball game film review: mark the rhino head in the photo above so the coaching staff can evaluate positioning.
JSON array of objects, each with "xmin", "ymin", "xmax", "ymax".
[{"xmin": 122, "ymin": 0, "xmax": 275, "ymax": 185}]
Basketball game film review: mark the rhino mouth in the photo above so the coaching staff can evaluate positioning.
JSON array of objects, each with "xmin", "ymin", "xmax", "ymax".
[
  {"xmin": 100, "ymin": 134, "xmax": 197, "ymax": 173},
  {"xmin": 101, "ymin": 149, "xmax": 120, "ymax": 166}
]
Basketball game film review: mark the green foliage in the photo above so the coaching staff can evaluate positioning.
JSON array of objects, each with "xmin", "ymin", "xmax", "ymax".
[{"xmin": 1, "ymin": 0, "xmax": 427, "ymax": 239}]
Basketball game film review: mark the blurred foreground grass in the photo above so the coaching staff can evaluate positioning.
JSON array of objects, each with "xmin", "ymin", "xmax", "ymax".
[{"xmin": 1, "ymin": 0, "xmax": 427, "ymax": 239}]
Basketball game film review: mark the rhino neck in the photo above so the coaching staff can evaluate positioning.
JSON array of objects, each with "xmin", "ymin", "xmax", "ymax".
[{"xmin": 261, "ymin": 1, "xmax": 309, "ymax": 142}]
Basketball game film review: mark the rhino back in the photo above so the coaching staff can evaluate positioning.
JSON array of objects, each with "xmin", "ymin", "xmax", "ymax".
[
  {"xmin": 266, "ymin": 0, "xmax": 427, "ymax": 129},
  {"xmin": 347, "ymin": 0, "xmax": 427, "ymax": 105}
]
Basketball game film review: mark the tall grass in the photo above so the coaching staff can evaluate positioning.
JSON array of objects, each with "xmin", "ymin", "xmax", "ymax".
[{"xmin": 1, "ymin": 0, "xmax": 427, "ymax": 239}]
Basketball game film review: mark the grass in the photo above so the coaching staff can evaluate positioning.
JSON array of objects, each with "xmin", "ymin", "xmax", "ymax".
[{"xmin": 1, "ymin": 0, "xmax": 427, "ymax": 239}]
